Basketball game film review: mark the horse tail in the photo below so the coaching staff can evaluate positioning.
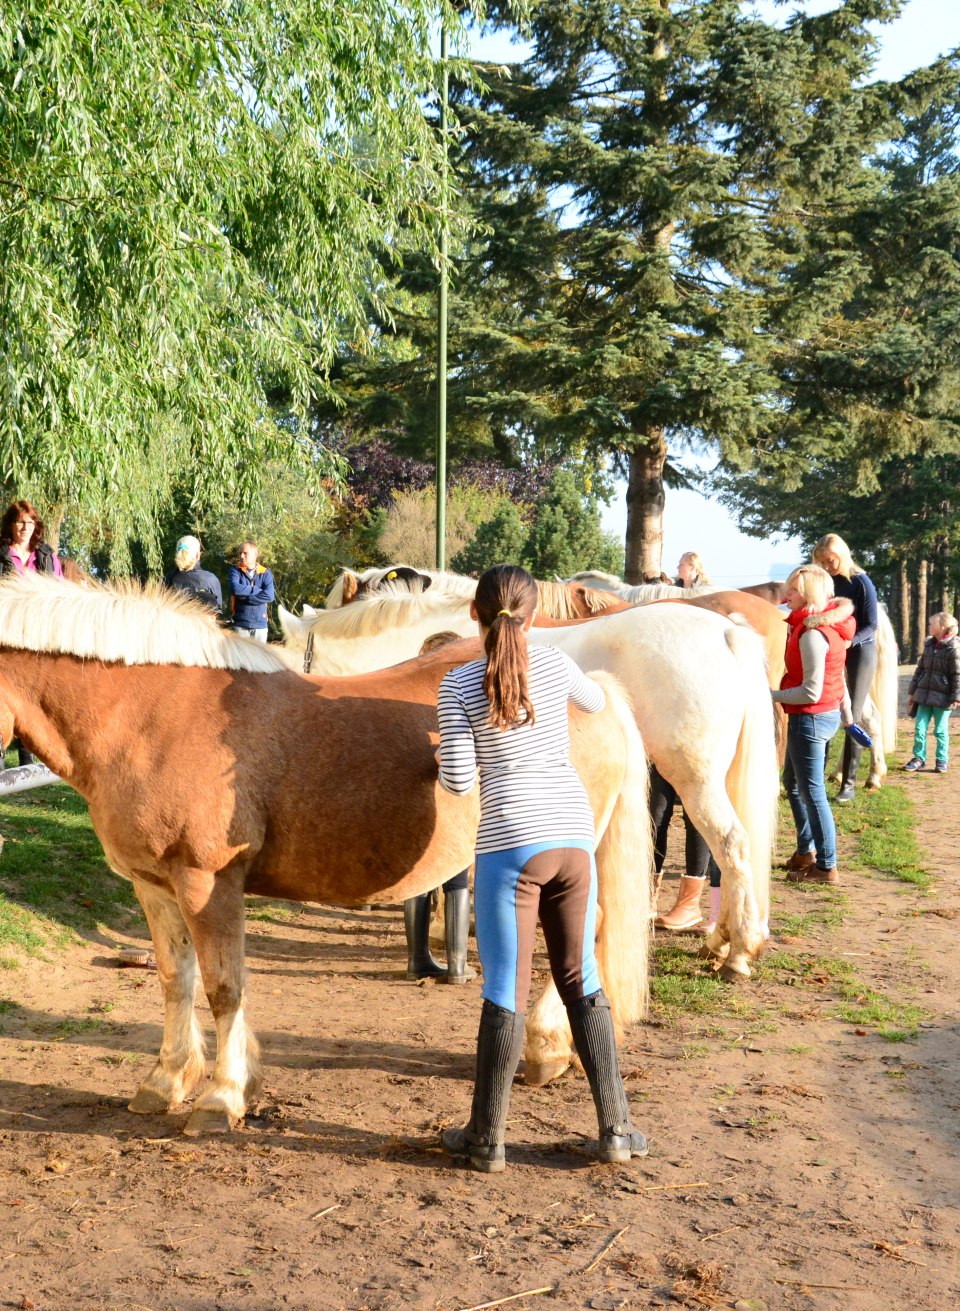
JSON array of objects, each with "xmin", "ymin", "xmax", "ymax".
[
  {"xmin": 723, "ymin": 621, "xmax": 779, "ymax": 931},
  {"xmin": 590, "ymin": 671, "xmax": 652, "ymax": 1028},
  {"xmin": 872, "ymin": 606, "xmax": 898, "ymax": 755}
]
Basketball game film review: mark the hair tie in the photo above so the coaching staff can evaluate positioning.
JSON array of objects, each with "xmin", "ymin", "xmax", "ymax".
[{"xmin": 497, "ymin": 608, "xmax": 512, "ymax": 618}]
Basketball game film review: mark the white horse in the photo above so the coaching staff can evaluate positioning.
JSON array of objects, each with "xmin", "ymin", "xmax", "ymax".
[
  {"xmin": 563, "ymin": 571, "xmax": 722, "ymax": 602},
  {"xmin": 280, "ymin": 590, "xmax": 779, "ymax": 1003},
  {"xmin": 565, "ymin": 570, "xmax": 898, "ymax": 789}
]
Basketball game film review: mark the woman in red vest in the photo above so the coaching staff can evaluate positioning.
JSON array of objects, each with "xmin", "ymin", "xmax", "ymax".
[{"xmin": 773, "ymin": 565, "xmax": 854, "ymax": 885}]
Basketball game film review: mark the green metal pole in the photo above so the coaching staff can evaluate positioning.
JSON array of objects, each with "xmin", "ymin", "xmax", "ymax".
[{"xmin": 435, "ymin": 24, "xmax": 448, "ymax": 572}]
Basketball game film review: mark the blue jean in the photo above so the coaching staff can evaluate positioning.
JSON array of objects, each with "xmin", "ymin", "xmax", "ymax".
[
  {"xmin": 782, "ymin": 710, "xmax": 841, "ymax": 870},
  {"xmin": 912, "ymin": 704, "xmax": 952, "ymax": 765}
]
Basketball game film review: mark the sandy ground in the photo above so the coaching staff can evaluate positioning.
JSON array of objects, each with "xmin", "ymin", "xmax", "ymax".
[{"xmin": 1, "ymin": 692, "xmax": 958, "ymax": 1310}]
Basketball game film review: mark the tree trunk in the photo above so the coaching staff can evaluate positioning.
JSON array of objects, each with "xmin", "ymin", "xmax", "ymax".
[
  {"xmin": 896, "ymin": 558, "xmax": 911, "ymax": 656},
  {"xmin": 44, "ymin": 505, "xmax": 65, "ymax": 553},
  {"xmin": 624, "ymin": 433, "xmax": 667, "ymax": 584},
  {"xmin": 911, "ymin": 557, "xmax": 928, "ymax": 662}
]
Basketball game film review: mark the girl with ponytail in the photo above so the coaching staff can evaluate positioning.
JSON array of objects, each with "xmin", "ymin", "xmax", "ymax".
[{"xmin": 437, "ymin": 564, "xmax": 648, "ymax": 1173}]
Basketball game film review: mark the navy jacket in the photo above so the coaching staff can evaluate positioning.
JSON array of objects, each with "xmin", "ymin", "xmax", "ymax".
[
  {"xmin": 228, "ymin": 563, "xmax": 275, "ymax": 630},
  {"xmin": 163, "ymin": 567, "xmax": 223, "ymax": 614},
  {"xmin": 832, "ymin": 571, "xmax": 878, "ymax": 648}
]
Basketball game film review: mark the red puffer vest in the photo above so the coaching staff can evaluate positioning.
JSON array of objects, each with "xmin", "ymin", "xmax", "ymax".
[{"xmin": 780, "ymin": 605, "xmax": 850, "ymax": 715}]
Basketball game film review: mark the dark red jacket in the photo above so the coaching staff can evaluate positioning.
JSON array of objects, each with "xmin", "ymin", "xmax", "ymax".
[{"xmin": 780, "ymin": 604, "xmax": 852, "ymax": 715}]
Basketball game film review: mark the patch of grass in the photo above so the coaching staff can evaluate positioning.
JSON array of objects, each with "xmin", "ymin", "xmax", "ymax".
[
  {"xmin": 56, "ymin": 1017, "xmax": 107, "ymax": 1039},
  {"xmin": 827, "ymin": 756, "xmax": 931, "ymax": 890},
  {"xmin": 247, "ymin": 900, "xmax": 302, "ymax": 925},
  {"xmin": 787, "ymin": 952, "xmax": 928, "ymax": 1039},
  {"xmin": 0, "ymin": 784, "xmax": 141, "ymax": 965},
  {"xmin": 785, "ymin": 1043, "xmax": 812, "ymax": 1055}
]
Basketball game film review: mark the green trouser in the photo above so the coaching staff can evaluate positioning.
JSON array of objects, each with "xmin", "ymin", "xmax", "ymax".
[{"xmin": 912, "ymin": 704, "xmax": 952, "ymax": 765}]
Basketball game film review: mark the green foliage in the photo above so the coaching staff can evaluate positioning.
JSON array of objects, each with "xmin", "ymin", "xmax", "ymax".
[
  {"xmin": 200, "ymin": 463, "xmax": 343, "ymax": 611},
  {"xmin": 522, "ymin": 470, "xmax": 624, "ymax": 578},
  {"xmin": 0, "ymin": 1, "xmax": 478, "ymax": 568},
  {"xmin": 451, "ymin": 501, "xmax": 528, "ymax": 574},
  {"xmin": 376, "ymin": 483, "xmax": 519, "ymax": 569}
]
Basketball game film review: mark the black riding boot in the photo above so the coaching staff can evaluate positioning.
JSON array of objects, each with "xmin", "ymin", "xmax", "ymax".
[
  {"xmin": 404, "ymin": 893, "xmax": 445, "ymax": 980},
  {"xmin": 837, "ymin": 738, "xmax": 863, "ymax": 804},
  {"xmin": 567, "ymin": 990, "xmax": 649, "ymax": 1163},
  {"xmin": 441, "ymin": 886, "xmax": 476, "ymax": 984},
  {"xmin": 442, "ymin": 1000, "xmax": 524, "ymax": 1173}
]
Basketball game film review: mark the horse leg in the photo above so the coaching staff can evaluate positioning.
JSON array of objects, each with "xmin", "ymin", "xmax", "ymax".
[
  {"xmin": 176, "ymin": 870, "xmax": 261, "ymax": 1136},
  {"xmin": 127, "ymin": 880, "xmax": 206, "ymax": 1114},
  {"xmin": 524, "ymin": 980, "xmax": 573, "ymax": 1086},
  {"xmin": 683, "ymin": 789, "xmax": 762, "ymax": 981},
  {"xmin": 861, "ymin": 699, "xmax": 885, "ymax": 790}
]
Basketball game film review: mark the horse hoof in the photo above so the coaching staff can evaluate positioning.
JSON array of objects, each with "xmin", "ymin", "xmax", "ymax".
[
  {"xmin": 718, "ymin": 963, "xmax": 750, "ymax": 984},
  {"xmin": 128, "ymin": 1088, "xmax": 174, "ymax": 1114},
  {"xmin": 523, "ymin": 1057, "xmax": 570, "ymax": 1087},
  {"xmin": 183, "ymin": 1106, "xmax": 235, "ymax": 1136}
]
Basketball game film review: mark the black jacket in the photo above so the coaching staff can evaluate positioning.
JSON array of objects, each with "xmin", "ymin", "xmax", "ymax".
[
  {"xmin": 908, "ymin": 635, "xmax": 960, "ymax": 709},
  {"xmin": 163, "ymin": 567, "xmax": 223, "ymax": 614},
  {"xmin": 0, "ymin": 542, "xmax": 59, "ymax": 575}
]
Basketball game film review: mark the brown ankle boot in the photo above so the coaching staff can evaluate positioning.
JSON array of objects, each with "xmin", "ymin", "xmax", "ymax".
[
  {"xmin": 784, "ymin": 849, "xmax": 815, "ymax": 872},
  {"xmin": 655, "ymin": 876, "xmax": 706, "ymax": 931}
]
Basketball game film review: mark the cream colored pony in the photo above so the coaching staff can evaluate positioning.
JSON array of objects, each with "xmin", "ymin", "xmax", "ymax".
[
  {"xmin": 281, "ymin": 587, "xmax": 779, "ymax": 1000},
  {"xmin": 566, "ymin": 570, "xmax": 898, "ymax": 786}
]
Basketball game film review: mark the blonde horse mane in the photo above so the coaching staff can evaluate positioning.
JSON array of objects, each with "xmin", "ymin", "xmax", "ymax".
[
  {"xmin": 0, "ymin": 573, "xmax": 289, "ymax": 673},
  {"xmin": 534, "ymin": 579, "xmax": 623, "ymax": 619},
  {"xmin": 285, "ymin": 583, "xmax": 470, "ymax": 642}
]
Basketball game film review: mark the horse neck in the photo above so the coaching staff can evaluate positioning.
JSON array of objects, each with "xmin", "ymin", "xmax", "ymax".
[
  {"xmin": 0, "ymin": 649, "xmax": 107, "ymax": 782},
  {"xmin": 307, "ymin": 606, "xmax": 473, "ymax": 675}
]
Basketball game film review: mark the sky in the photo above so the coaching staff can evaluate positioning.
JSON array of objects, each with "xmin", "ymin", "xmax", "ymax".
[{"xmin": 468, "ymin": 1, "xmax": 960, "ymax": 585}]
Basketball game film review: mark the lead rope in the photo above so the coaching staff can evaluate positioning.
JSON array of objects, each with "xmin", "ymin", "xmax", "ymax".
[{"xmin": 303, "ymin": 630, "xmax": 314, "ymax": 675}]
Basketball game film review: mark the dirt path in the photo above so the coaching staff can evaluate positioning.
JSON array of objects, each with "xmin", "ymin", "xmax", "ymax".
[{"xmin": 1, "ymin": 699, "xmax": 959, "ymax": 1310}]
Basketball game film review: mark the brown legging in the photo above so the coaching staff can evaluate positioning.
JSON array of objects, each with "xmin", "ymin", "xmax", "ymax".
[{"xmin": 473, "ymin": 841, "xmax": 601, "ymax": 1014}]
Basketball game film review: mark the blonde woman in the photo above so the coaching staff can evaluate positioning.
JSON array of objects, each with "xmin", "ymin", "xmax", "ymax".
[
  {"xmin": 676, "ymin": 551, "xmax": 712, "ymax": 588},
  {"xmin": 772, "ymin": 565, "xmax": 855, "ymax": 884},
  {"xmin": 811, "ymin": 533, "xmax": 878, "ymax": 801},
  {"xmin": 162, "ymin": 534, "xmax": 223, "ymax": 614}
]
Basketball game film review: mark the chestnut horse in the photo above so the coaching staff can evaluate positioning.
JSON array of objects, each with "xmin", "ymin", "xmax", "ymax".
[
  {"xmin": 280, "ymin": 584, "xmax": 779, "ymax": 1000},
  {"xmin": 0, "ymin": 573, "xmax": 652, "ymax": 1130}
]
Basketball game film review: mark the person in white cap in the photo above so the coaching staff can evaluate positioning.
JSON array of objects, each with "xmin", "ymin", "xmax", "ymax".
[{"xmin": 163, "ymin": 534, "xmax": 223, "ymax": 613}]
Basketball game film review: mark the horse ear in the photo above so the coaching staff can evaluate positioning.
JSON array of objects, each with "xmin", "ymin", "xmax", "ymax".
[
  {"xmin": 276, "ymin": 605, "xmax": 297, "ymax": 639},
  {"xmin": 341, "ymin": 571, "xmax": 359, "ymax": 604}
]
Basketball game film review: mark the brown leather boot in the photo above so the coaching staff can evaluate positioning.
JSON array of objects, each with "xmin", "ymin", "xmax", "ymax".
[
  {"xmin": 786, "ymin": 865, "xmax": 839, "ymax": 885},
  {"xmin": 784, "ymin": 849, "xmax": 816, "ymax": 872},
  {"xmin": 655, "ymin": 876, "xmax": 706, "ymax": 931}
]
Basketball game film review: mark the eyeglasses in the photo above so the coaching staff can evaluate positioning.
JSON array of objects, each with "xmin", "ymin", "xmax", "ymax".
[{"xmin": 13, "ymin": 520, "xmax": 35, "ymax": 528}]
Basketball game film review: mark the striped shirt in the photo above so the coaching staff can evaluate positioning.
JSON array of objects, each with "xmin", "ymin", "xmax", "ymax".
[{"xmin": 437, "ymin": 644, "xmax": 606, "ymax": 854}]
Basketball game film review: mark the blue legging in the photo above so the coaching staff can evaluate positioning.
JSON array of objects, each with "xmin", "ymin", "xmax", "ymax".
[{"xmin": 473, "ymin": 840, "xmax": 600, "ymax": 1014}]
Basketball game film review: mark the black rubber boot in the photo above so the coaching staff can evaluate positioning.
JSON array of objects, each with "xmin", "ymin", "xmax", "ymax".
[
  {"xmin": 441, "ymin": 885, "xmax": 476, "ymax": 984},
  {"xmin": 404, "ymin": 893, "xmax": 445, "ymax": 980},
  {"xmin": 567, "ymin": 990, "xmax": 649, "ymax": 1163},
  {"xmin": 837, "ymin": 739, "xmax": 863, "ymax": 804},
  {"xmin": 442, "ymin": 1000, "xmax": 524, "ymax": 1173}
]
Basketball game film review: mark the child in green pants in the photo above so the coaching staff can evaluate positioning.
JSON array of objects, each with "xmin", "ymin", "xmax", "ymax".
[{"xmin": 904, "ymin": 612, "xmax": 960, "ymax": 774}]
